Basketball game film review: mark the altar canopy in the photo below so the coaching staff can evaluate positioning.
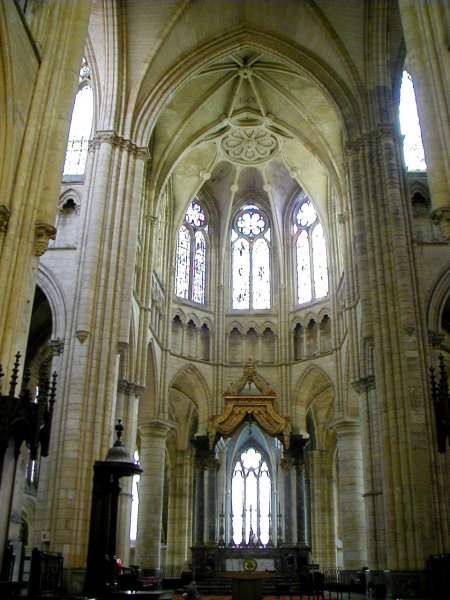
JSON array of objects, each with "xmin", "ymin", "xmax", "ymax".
[{"xmin": 209, "ymin": 363, "xmax": 292, "ymax": 449}]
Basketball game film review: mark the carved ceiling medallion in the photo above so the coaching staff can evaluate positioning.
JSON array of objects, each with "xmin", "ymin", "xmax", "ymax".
[{"xmin": 220, "ymin": 126, "xmax": 279, "ymax": 165}]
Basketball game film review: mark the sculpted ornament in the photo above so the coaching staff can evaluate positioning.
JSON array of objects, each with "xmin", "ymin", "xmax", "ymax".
[
  {"xmin": 221, "ymin": 126, "xmax": 279, "ymax": 165},
  {"xmin": 34, "ymin": 223, "xmax": 56, "ymax": 256},
  {"xmin": 209, "ymin": 362, "xmax": 291, "ymax": 449},
  {"xmin": 0, "ymin": 205, "xmax": 11, "ymax": 233},
  {"xmin": 432, "ymin": 207, "xmax": 450, "ymax": 240}
]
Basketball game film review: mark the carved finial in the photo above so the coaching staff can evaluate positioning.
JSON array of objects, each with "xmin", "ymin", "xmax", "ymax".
[
  {"xmin": 20, "ymin": 368, "xmax": 32, "ymax": 402},
  {"xmin": 114, "ymin": 419, "xmax": 124, "ymax": 446},
  {"xmin": 9, "ymin": 352, "xmax": 21, "ymax": 398},
  {"xmin": 49, "ymin": 371, "xmax": 58, "ymax": 409}
]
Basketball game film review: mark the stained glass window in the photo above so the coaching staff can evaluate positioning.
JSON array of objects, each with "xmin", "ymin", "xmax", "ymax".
[
  {"xmin": 175, "ymin": 199, "xmax": 208, "ymax": 304},
  {"xmin": 231, "ymin": 447, "xmax": 271, "ymax": 546},
  {"xmin": 293, "ymin": 196, "xmax": 328, "ymax": 304},
  {"xmin": 175, "ymin": 226, "xmax": 190, "ymax": 299},
  {"xmin": 232, "ymin": 203, "xmax": 271, "ymax": 310},
  {"xmin": 63, "ymin": 58, "xmax": 93, "ymax": 177}
]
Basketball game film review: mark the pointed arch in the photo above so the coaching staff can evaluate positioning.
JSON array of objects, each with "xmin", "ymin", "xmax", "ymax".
[
  {"xmin": 36, "ymin": 264, "xmax": 68, "ymax": 342},
  {"xmin": 169, "ymin": 364, "xmax": 211, "ymax": 435},
  {"xmin": 292, "ymin": 364, "xmax": 335, "ymax": 441},
  {"xmin": 427, "ymin": 265, "xmax": 450, "ymax": 336}
]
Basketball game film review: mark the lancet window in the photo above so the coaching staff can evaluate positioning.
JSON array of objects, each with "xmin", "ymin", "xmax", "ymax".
[
  {"xmin": 293, "ymin": 196, "xmax": 328, "ymax": 305},
  {"xmin": 231, "ymin": 203, "xmax": 271, "ymax": 310},
  {"xmin": 231, "ymin": 447, "xmax": 272, "ymax": 546},
  {"xmin": 63, "ymin": 58, "xmax": 93, "ymax": 177},
  {"xmin": 175, "ymin": 199, "xmax": 209, "ymax": 304},
  {"xmin": 399, "ymin": 70, "xmax": 426, "ymax": 171}
]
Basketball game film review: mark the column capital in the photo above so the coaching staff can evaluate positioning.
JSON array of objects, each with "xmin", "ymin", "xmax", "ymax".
[
  {"xmin": 34, "ymin": 222, "xmax": 56, "ymax": 256},
  {"xmin": 89, "ymin": 130, "xmax": 150, "ymax": 160},
  {"xmin": 328, "ymin": 416, "xmax": 361, "ymax": 436},
  {"xmin": 139, "ymin": 418, "xmax": 175, "ymax": 438},
  {"xmin": 146, "ymin": 215, "xmax": 160, "ymax": 227},
  {"xmin": 352, "ymin": 375, "xmax": 376, "ymax": 393},
  {"xmin": 428, "ymin": 331, "xmax": 445, "ymax": 348},
  {"xmin": 49, "ymin": 338, "xmax": 64, "ymax": 356},
  {"xmin": 280, "ymin": 456, "xmax": 296, "ymax": 470},
  {"xmin": 338, "ymin": 211, "xmax": 350, "ymax": 224},
  {"xmin": 206, "ymin": 457, "xmax": 220, "ymax": 470},
  {"xmin": 117, "ymin": 379, "xmax": 145, "ymax": 396},
  {"xmin": 0, "ymin": 205, "xmax": 11, "ymax": 233}
]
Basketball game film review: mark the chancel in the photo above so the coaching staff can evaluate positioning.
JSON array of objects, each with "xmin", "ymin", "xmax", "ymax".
[
  {"xmin": 0, "ymin": 1, "xmax": 449, "ymax": 600},
  {"xmin": 191, "ymin": 364, "xmax": 310, "ymax": 585}
]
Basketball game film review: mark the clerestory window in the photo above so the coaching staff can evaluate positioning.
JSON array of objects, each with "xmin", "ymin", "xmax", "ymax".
[
  {"xmin": 175, "ymin": 199, "xmax": 209, "ymax": 304},
  {"xmin": 399, "ymin": 70, "xmax": 426, "ymax": 171},
  {"xmin": 63, "ymin": 58, "xmax": 94, "ymax": 177},
  {"xmin": 293, "ymin": 195, "xmax": 328, "ymax": 305},
  {"xmin": 231, "ymin": 203, "xmax": 271, "ymax": 310}
]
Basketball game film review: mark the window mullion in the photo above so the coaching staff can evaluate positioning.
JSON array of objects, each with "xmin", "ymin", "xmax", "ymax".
[
  {"xmin": 189, "ymin": 230, "xmax": 195, "ymax": 301},
  {"xmin": 256, "ymin": 467, "xmax": 261, "ymax": 542},
  {"xmin": 249, "ymin": 240, "xmax": 254, "ymax": 309},
  {"xmin": 242, "ymin": 470, "xmax": 247, "ymax": 544},
  {"xmin": 309, "ymin": 228, "xmax": 315, "ymax": 300}
]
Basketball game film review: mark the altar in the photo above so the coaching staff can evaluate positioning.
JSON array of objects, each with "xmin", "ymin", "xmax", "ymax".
[
  {"xmin": 219, "ymin": 571, "xmax": 278, "ymax": 600},
  {"xmin": 191, "ymin": 545, "xmax": 311, "ymax": 579}
]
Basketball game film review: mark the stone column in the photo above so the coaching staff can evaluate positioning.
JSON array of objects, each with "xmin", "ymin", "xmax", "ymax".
[
  {"xmin": 354, "ymin": 375, "xmax": 386, "ymax": 569},
  {"xmin": 329, "ymin": 417, "xmax": 367, "ymax": 569},
  {"xmin": 166, "ymin": 449, "xmax": 194, "ymax": 570},
  {"xmin": 192, "ymin": 435, "xmax": 214, "ymax": 546},
  {"xmin": 205, "ymin": 457, "xmax": 219, "ymax": 544},
  {"xmin": 194, "ymin": 460, "xmax": 205, "ymax": 544},
  {"xmin": 296, "ymin": 460, "xmax": 307, "ymax": 546},
  {"xmin": 346, "ymin": 125, "xmax": 436, "ymax": 567},
  {"xmin": 134, "ymin": 420, "xmax": 172, "ymax": 569},
  {"xmin": 280, "ymin": 456, "xmax": 295, "ymax": 544},
  {"xmin": 307, "ymin": 449, "xmax": 336, "ymax": 567},
  {"xmin": 284, "ymin": 434, "xmax": 308, "ymax": 546}
]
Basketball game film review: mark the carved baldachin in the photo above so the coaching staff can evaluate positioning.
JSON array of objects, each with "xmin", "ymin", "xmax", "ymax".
[{"xmin": 210, "ymin": 363, "xmax": 291, "ymax": 448}]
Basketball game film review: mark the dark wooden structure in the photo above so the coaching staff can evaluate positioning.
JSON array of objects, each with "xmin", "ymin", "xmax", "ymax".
[{"xmin": 84, "ymin": 421, "xmax": 141, "ymax": 597}]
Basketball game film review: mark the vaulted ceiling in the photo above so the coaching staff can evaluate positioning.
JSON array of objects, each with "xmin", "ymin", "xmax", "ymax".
[{"xmin": 89, "ymin": 0, "xmax": 405, "ymax": 229}]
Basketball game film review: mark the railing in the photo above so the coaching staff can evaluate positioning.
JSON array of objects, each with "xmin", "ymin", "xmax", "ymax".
[
  {"xmin": 321, "ymin": 566, "xmax": 342, "ymax": 584},
  {"xmin": 28, "ymin": 548, "xmax": 63, "ymax": 596},
  {"xmin": 162, "ymin": 564, "xmax": 184, "ymax": 578}
]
